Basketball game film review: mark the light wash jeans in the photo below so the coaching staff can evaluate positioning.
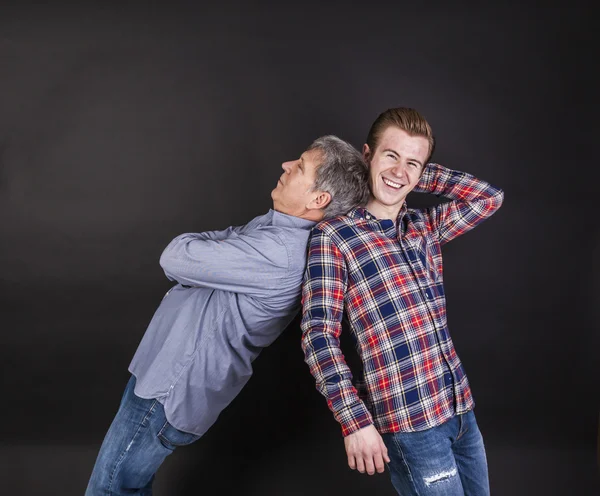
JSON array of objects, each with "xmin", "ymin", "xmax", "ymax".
[
  {"xmin": 86, "ymin": 375, "xmax": 200, "ymax": 495},
  {"xmin": 382, "ymin": 410, "xmax": 490, "ymax": 495}
]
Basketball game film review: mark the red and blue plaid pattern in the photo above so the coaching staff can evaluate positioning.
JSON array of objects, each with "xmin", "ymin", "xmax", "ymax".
[{"xmin": 301, "ymin": 163, "xmax": 504, "ymax": 436}]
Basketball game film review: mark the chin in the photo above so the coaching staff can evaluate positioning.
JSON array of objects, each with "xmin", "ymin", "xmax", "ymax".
[{"xmin": 378, "ymin": 192, "xmax": 404, "ymax": 204}]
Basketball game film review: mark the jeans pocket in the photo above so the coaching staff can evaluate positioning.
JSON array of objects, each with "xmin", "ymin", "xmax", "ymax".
[
  {"xmin": 157, "ymin": 421, "xmax": 201, "ymax": 450},
  {"xmin": 457, "ymin": 410, "xmax": 476, "ymax": 441}
]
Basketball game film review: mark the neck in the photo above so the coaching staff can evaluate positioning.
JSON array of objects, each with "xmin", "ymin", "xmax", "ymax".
[
  {"xmin": 273, "ymin": 204, "xmax": 323, "ymax": 223},
  {"xmin": 365, "ymin": 198, "xmax": 403, "ymax": 220}
]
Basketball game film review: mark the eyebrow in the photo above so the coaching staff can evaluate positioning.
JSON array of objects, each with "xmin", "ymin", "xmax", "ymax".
[{"xmin": 383, "ymin": 148, "xmax": 423, "ymax": 167}]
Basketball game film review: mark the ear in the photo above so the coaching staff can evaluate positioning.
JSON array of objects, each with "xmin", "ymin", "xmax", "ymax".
[
  {"xmin": 362, "ymin": 143, "xmax": 371, "ymax": 163},
  {"xmin": 307, "ymin": 191, "xmax": 332, "ymax": 211}
]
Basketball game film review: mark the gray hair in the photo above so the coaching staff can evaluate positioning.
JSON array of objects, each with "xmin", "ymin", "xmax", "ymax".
[{"xmin": 308, "ymin": 135, "xmax": 370, "ymax": 219}]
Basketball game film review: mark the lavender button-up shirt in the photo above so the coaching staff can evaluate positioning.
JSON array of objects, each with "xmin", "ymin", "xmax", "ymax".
[{"xmin": 129, "ymin": 209, "xmax": 315, "ymax": 436}]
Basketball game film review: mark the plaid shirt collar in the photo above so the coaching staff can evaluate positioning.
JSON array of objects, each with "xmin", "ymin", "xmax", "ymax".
[{"xmin": 347, "ymin": 202, "xmax": 409, "ymax": 238}]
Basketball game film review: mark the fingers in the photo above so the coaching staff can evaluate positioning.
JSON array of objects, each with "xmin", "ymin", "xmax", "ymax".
[
  {"xmin": 350, "ymin": 453, "xmax": 385, "ymax": 475},
  {"xmin": 373, "ymin": 453, "xmax": 386, "ymax": 474},
  {"xmin": 381, "ymin": 440, "xmax": 391, "ymax": 464},
  {"xmin": 364, "ymin": 455, "xmax": 376, "ymax": 475},
  {"xmin": 344, "ymin": 425, "xmax": 390, "ymax": 475},
  {"xmin": 356, "ymin": 455, "xmax": 366, "ymax": 474}
]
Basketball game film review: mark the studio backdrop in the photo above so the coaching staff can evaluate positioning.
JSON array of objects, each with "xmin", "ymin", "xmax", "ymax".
[{"xmin": 0, "ymin": 2, "xmax": 597, "ymax": 495}]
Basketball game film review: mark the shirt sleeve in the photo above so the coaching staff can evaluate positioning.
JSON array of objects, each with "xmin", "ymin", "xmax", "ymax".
[
  {"xmin": 412, "ymin": 163, "xmax": 504, "ymax": 245},
  {"xmin": 300, "ymin": 227, "xmax": 373, "ymax": 436},
  {"xmin": 159, "ymin": 226, "xmax": 290, "ymax": 296},
  {"xmin": 179, "ymin": 225, "xmax": 241, "ymax": 242}
]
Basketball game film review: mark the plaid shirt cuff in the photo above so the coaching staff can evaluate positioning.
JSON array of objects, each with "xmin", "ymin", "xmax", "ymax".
[{"xmin": 337, "ymin": 402, "xmax": 374, "ymax": 437}]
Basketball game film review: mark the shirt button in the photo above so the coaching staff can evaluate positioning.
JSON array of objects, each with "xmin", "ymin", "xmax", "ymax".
[{"xmin": 366, "ymin": 215, "xmax": 371, "ymax": 219}]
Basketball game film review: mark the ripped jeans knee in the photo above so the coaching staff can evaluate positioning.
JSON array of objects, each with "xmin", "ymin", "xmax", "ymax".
[{"xmin": 422, "ymin": 467, "xmax": 459, "ymax": 490}]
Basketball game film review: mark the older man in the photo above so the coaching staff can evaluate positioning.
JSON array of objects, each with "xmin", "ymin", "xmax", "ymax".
[{"xmin": 86, "ymin": 135, "xmax": 369, "ymax": 495}]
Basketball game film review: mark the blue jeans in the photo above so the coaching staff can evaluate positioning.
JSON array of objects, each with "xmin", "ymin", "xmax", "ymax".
[
  {"xmin": 85, "ymin": 375, "xmax": 201, "ymax": 495},
  {"xmin": 382, "ymin": 411, "xmax": 489, "ymax": 495}
]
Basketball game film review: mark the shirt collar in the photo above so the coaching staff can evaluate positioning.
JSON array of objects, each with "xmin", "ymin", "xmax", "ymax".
[
  {"xmin": 349, "ymin": 203, "xmax": 408, "ymax": 223},
  {"xmin": 269, "ymin": 209, "xmax": 317, "ymax": 230},
  {"xmin": 348, "ymin": 204, "xmax": 407, "ymax": 238}
]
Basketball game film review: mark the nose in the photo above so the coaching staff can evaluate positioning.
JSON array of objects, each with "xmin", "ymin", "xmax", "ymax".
[
  {"xmin": 281, "ymin": 161, "xmax": 293, "ymax": 173},
  {"xmin": 391, "ymin": 163, "xmax": 409, "ymax": 179}
]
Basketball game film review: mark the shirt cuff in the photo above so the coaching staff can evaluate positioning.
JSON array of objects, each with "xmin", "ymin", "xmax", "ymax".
[
  {"xmin": 337, "ymin": 402, "xmax": 374, "ymax": 437},
  {"xmin": 412, "ymin": 163, "xmax": 436, "ymax": 194}
]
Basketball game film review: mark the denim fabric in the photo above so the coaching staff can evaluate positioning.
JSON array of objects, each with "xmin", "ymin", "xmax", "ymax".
[
  {"xmin": 382, "ymin": 410, "xmax": 489, "ymax": 495},
  {"xmin": 86, "ymin": 375, "xmax": 200, "ymax": 495}
]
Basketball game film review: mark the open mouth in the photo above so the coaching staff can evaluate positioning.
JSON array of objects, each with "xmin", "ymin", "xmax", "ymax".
[{"xmin": 382, "ymin": 177, "xmax": 403, "ymax": 190}]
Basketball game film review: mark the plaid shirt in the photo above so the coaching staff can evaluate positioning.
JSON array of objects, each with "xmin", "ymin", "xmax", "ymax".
[{"xmin": 301, "ymin": 163, "xmax": 504, "ymax": 436}]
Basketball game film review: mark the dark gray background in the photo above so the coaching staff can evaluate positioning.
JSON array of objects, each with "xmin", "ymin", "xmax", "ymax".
[{"xmin": 1, "ymin": 1, "xmax": 598, "ymax": 494}]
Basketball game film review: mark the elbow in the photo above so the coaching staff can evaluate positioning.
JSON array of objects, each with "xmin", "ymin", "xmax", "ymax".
[
  {"xmin": 159, "ymin": 249, "xmax": 173, "ymax": 273},
  {"xmin": 159, "ymin": 239, "xmax": 184, "ymax": 280},
  {"xmin": 482, "ymin": 186, "xmax": 504, "ymax": 212},
  {"xmin": 159, "ymin": 251, "xmax": 178, "ymax": 282},
  {"xmin": 157, "ymin": 234, "xmax": 200, "ymax": 285},
  {"xmin": 159, "ymin": 234, "xmax": 187, "ymax": 273},
  {"xmin": 494, "ymin": 188, "xmax": 505, "ymax": 209},
  {"xmin": 481, "ymin": 188, "xmax": 504, "ymax": 220},
  {"xmin": 300, "ymin": 328, "xmax": 312, "ymax": 354}
]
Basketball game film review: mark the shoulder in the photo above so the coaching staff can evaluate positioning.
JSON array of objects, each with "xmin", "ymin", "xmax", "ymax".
[
  {"xmin": 260, "ymin": 223, "xmax": 312, "ymax": 247},
  {"xmin": 313, "ymin": 215, "xmax": 362, "ymax": 239},
  {"xmin": 252, "ymin": 224, "xmax": 313, "ymax": 271}
]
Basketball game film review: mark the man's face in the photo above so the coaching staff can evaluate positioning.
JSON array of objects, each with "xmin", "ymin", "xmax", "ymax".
[
  {"xmin": 271, "ymin": 148, "xmax": 324, "ymax": 217},
  {"xmin": 365, "ymin": 126, "xmax": 430, "ymax": 215}
]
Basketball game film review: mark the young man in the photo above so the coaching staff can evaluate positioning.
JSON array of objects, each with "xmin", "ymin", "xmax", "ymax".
[
  {"xmin": 301, "ymin": 108, "xmax": 504, "ymax": 495},
  {"xmin": 86, "ymin": 136, "xmax": 369, "ymax": 495}
]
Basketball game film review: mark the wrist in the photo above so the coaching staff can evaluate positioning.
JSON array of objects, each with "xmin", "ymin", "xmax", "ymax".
[{"xmin": 340, "ymin": 413, "xmax": 374, "ymax": 437}]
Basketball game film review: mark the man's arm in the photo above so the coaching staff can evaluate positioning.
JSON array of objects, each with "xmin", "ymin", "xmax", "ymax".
[
  {"xmin": 413, "ymin": 163, "xmax": 504, "ymax": 245},
  {"xmin": 178, "ymin": 225, "xmax": 240, "ymax": 242},
  {"xmin": 159, "ymin": 226, "xmax": 290, "ymax": 295},
  {"xmin": 301, "ymin": 228, "xmax": 389, "ymax": 475}
]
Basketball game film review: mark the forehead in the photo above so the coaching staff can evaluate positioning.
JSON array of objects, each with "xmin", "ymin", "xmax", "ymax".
[
  {"xmin": 377, "ymin": 126, "xmax": 429, "ymax": 160},
  {"xmin": 301, "ymin": 147, "xmax": 324, "ymax": 167}
]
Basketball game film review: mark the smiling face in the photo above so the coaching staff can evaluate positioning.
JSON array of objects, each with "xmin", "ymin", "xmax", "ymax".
[
  {"xmin": 364, "ymin": 126, "xmax": 430, "ymax": 220},
  {"xmin": 271, "ymin": 147, "xmax": 331, "ymax": 221}
]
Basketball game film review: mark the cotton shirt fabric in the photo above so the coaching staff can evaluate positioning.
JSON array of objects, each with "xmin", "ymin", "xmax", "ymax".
[
  {"xmin": 129, "ymin": 209, "xmax": 315, "ymax": 436},
  {"xmin": 301, "ymin": 163, "xmax": 504, "ymax": 436}
]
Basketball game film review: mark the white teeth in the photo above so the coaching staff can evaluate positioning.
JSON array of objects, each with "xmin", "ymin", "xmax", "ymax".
[{"xmin": 383, "ymin": 177, "xmax": 402, "ymax": 189}]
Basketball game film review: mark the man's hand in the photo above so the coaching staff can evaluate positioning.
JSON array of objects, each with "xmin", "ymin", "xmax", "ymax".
[{"xmin": 344, "ymin": 424, "xmax": 390, "ymax": 475}]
